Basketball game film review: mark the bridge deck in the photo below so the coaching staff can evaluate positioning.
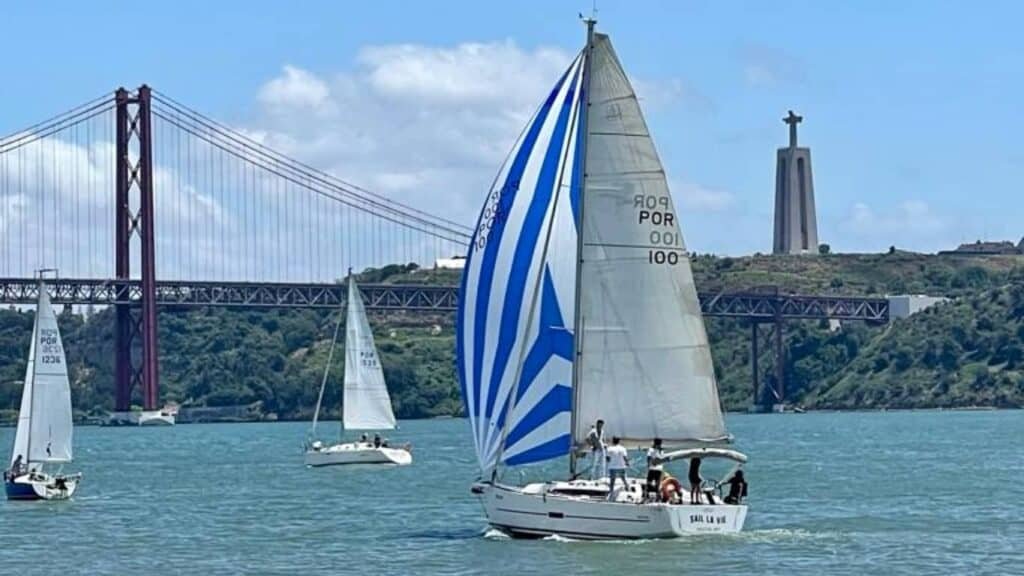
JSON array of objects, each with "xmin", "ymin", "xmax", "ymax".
[{"xmin": 0, "ymin": 278, "xmax": 889, "ymax": 322}]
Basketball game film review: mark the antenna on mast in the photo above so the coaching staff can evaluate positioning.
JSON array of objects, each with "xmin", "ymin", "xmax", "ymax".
[{"xmin": 579, "ymin": 0, "xmax": 598, "ymax": 26}]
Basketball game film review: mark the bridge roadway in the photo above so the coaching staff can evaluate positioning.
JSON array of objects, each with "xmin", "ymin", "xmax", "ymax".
[{"xmin": 0, "ymin": 277, "xmax": 889, "ymax": 322}]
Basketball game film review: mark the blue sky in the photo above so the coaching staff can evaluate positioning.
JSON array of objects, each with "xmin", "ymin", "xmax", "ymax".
[{"xmin": 2, "ymin": 0, "xmax": 1023, "ymax": 255}]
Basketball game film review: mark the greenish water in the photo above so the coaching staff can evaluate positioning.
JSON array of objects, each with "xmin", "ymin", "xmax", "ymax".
[{"xmin": 1, "ymin": 411, "xmax": 1022, "ymax": 575}]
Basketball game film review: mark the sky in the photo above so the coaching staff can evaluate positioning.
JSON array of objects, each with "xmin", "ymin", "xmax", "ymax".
[{"xmin": 2, "ymin": 0, "xmax": 1023, "ymax": 257}]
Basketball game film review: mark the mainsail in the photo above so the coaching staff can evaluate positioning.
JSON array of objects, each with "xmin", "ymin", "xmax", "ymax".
[
  {"xmin": 457, "ymin": 28, "xmax": 729, "ymax": 475},
  {"xmin": 342, "ymin": 277, "xmax": 397, "ymax": 430},
  {"xmin": 572, "ymin": 34, "xmax": 728, "ymax": 448},
  {"xmin": 11, "ymin": 287, "xmax": 73, "ymax": 467}
]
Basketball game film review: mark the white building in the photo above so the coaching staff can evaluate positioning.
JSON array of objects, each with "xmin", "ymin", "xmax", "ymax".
[
  {"xmin": 434, "ymin": 256, "xmax": 466, "ymax": 270},
  {"xmin": 887, "ymin": 295, "xmax": 948, "ymax": 319}
]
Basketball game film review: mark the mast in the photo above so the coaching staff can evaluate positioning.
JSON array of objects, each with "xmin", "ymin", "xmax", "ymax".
[
  {"xmin": 309, "ymin": 270, "xmax": 347, "ymax": 441},
  {"xmin": 25, "ymin": 279, "xmax": 43, "ymax": 465},
  {"xmin": 568, "ymin": 16, "xmax": 596, "ymax": 478}
]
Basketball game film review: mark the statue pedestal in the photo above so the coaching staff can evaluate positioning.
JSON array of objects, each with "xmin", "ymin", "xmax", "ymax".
[{"xmin": 773, "ymin": 146, "xmax": 818, "ymax": 254}]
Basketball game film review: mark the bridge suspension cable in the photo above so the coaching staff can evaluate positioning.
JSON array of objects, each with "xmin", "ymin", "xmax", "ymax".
[{"xmin": 0, "ymin": 86, "xmax": 473, "ymax": 283}]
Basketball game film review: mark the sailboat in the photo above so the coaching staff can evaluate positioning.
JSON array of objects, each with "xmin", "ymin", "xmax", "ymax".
[
  {"xmin": 5, "ymin": 275, "xmax": 81, "ymax": 500},
  {"xmin": 457, "ymin": 19, "xmax": 748, "ymax": 538},
  {"xmin": 304, "ymin": 272, "xmax": 412, "ymax": 467}
]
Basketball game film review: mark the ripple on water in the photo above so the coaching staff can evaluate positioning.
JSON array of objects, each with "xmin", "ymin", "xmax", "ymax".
[{"xmin": 0, "ymin": 414, "xmax": 1022, "ymax": 575}]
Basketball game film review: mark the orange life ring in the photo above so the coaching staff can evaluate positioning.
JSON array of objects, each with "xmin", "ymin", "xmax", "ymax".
[{"xmin": 660, "ymin": 477, "xmax": 682, "ymax": 502}]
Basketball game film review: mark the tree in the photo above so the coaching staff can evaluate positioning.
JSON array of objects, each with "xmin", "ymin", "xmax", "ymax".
[{"xmin": 818, "ymin": 243, "xmax": 831, "ymax": 255}]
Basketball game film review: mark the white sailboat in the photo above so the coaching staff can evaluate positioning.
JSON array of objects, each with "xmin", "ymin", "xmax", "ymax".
[
  {"xmin": 458, "ymin": 19, "xmax": 748, "ymax": 539},
  {"xmin": 5, "ymin": 275, "xmax": 81, "ymax": 501},
  {"xmin": 304, "ymin": 272, "xmax": 412, "ymax": 467}
]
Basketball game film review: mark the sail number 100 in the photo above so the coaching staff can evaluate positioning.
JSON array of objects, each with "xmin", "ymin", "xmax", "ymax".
[{"xmin": 648, "ymin": 250, "xmax": 680, "ymax": 265}]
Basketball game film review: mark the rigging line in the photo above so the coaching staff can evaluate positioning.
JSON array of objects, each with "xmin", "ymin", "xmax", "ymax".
[
  {"xmin": 150, "ymin": 99, "xmax": 471, "ymax": 237},
  {"xmin": 154, "ymin": 108, "xmax": 471, "ymax": 239},
  {"xmin": 151, "ymin": 106, "xmax": 468, "ymax": 240},
  {"xmin": 151, "ymin": 91, "xmax": 472, "ymax": 234},
  {"xmin": 0, "ymin": 93, "xmax": 112, "ymax": 146},
  {"xmin": 152, "ymin": 109, "xmax": 468, "ymax": 244},
  {"xmin": 0, "ymin": 101, "xmax": 115, "ymax": 155}
]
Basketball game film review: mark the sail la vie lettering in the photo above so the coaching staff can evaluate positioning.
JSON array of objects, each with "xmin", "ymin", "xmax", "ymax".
[
  {"xmin": 634, "ymin": 194, "xmax": 682, "ymax": 265},
  {"xmin": 39, "ymin": 329, "xmax": 63, "ymax": 364}
]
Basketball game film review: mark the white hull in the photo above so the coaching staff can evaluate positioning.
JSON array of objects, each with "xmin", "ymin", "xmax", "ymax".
[
  {"xmin": 137, "ymin": 411, "xmax": 175, "ymax": 426},
  {"xmin": 304, "ymin": 442, "xmax": 412, "ymax": 467},
  {"xmin": 6, "ymin": 472, "xmax": 81, "ymax": 501},
  {"xmin": 474, "ymin": 479, "xmax": 746, "ymax": 539}
]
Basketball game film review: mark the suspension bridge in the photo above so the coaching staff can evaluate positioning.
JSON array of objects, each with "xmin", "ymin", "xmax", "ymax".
[{"xmin": 0, "ymin": 85, "xmax": 888, "ymax": 413}]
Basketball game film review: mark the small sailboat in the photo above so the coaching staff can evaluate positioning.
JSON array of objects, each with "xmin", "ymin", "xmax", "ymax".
[
  {"xmin": 304, "ymin": 272, "xmax": 412, "ymax": 467},
  {"xmin": 5, "ymin": 275, "xmax": 81, "ymax": 501},
  {"xmin": 458, "ymin": 19, "xmax": 748, "ymax": 538}
]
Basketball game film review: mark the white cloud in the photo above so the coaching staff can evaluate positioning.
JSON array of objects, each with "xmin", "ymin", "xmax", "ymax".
[
  {"xmin": 839, "ymin": 200, "xmax": 949, "ymax": 252},
  {"xmin": 258, "ymin": 65, "xmax": 334, "ymax": 115},
  {"xmin": 247, "ymin": 41, "xmax": 575, "ymax": 228},
  {"xmin": 674, "ymin": 181, "xmax": 735, "ymax": 212}
]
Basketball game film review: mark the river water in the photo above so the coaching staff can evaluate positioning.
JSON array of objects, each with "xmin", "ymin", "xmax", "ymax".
[{"xmin": 1, "ymin": 411, "xmax": 1021, "ymax": 575}]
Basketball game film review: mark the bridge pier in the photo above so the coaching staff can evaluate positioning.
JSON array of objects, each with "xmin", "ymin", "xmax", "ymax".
[{"xmin": 749, "ymin": 317, "xmax": 786, "ymax": 412}]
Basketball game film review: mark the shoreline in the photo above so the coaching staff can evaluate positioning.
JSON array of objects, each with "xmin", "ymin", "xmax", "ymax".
[{"xmin": 0, "ymin": 405, "xmax": 1017, "ymax": 428}]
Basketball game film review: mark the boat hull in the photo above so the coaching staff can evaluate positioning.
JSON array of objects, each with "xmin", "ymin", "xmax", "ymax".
[
  {"xmin": 5, "ymin": 473, "xmax": 80, "ymax": 501},
  {"xmin": 475, "ymin": 481, "xmax": 746, "ymax": 539},
  {"xmin": 137, "ymin": 411, "xmax": 175, "ymax": 426},
  {"xmin": 304, "ymin": 442, "xmax": 412, "ymax": 467}
]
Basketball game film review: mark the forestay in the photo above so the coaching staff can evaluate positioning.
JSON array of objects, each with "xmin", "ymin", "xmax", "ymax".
[
  {"xmin": 571, "ymin": 34, "xmax": 729, "ymax": 448},
  {"xmin": 11, "ymin": 287, "xmax": 73, "ymax": 466},
  {"xmin": 342, "ymin": 277, "xmax": 397, "ymax": 430},
  {"xmin": 457, "ymin": 52, "xmax": 586, "ymax": 474}
]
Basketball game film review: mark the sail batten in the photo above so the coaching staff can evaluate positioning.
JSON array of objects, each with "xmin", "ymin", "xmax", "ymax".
[{"xmin": 342, "ymin": 278, "xmax": 397, "ymax": 431}]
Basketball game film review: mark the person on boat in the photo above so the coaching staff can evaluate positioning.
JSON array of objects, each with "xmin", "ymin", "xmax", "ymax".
[
  {"xmin": 689, "ymin": 458, "xmax": 704, "ymax": 504},
  {"xmin": 381, "ymin": 438, "xmax": 389, "ymax": 448},
  {"xmin": 605, "ymin": 436, "xmax": 629, "ymax": 499},
  {"xmin": 722, "ymin": 469, "xmax": 748, "ymax": 505},
  {"xmin": 586, "ymin": 419, "xmax": 606, "ymax": 479},
  {"xmin": 645, "ymin": 438, "xmax": 665, "ymax": 502},
  {"xmin": 373, "ymin": 434, "xmax": 382, "ymax": 448},
  {"xmin": 8, "ymin": 454, "xmax": 25, "ymax": 479},
  {"xmin": 360, "ymin": 433, "xmax": 369, "ymax": 445}
]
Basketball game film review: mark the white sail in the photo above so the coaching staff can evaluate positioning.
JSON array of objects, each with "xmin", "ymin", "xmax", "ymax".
[
  {"xmin": 11, "ymin": 312, "xmax": 37, "ymax": 467},
  {"xmin": 342, "ymin": 277, "xmax": 397, "ymax": 430},
  {"xmin": 11, "ymin": 287, "xmax": 74, "ymax": 466},
  {"xmin": 572, "ymin": 34, "xmax": 728, "ymax": 448}
]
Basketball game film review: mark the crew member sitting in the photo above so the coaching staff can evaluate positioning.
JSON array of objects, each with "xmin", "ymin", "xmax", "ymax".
[
  {"xmin": 722, "ymin": 469, "xmax": 748, "ymax": 505},
  {"xmin": 9, "ymin": 454, "xmax": 25, "ymax": 478}
]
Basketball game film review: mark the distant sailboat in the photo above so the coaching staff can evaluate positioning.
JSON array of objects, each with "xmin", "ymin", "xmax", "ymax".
[
  {"xmin": 5, "ymin": 274, "xmax": 81, "ymax": 500},
  {"xmin": 304, "ymin": 272, "xmax": 412, "ymax": 467},
  {"xmin": 458, "ymin": 19, "xmax": 748, "ymax": 538}
]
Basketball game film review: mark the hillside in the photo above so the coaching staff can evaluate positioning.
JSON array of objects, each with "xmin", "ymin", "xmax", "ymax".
[{"xmin": 0, "ymin": 253, "xmax": 1023, "ymax": 423}]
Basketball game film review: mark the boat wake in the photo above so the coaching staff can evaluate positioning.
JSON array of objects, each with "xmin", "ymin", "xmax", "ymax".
[{"xmin": 482, "ymin": 528, "xmax": 511, "ymax": 540}]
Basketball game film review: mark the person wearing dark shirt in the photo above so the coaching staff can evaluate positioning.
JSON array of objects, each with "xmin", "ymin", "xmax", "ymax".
[
  {"xmin": 688, "ymin": 458, "xmax": 703, "ymax": 504},
  {"xmin": 722, "ymin": 470, "xmax": 748, "ymax": 505},
  {"xmin": 10, "ymin": 454, "xmax": 24, "ymax": 477}
]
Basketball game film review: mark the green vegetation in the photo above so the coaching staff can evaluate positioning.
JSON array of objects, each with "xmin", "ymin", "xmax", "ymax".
[{"xmin": 0, "ymin": 253, "xmax": 1022, "ymax": 424}]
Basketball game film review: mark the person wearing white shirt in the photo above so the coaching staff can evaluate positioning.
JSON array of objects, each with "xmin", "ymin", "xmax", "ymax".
[
  {"xmin": 645, "ymin": 438, "xmax": 665, "ymax": 502},
  {"xmin": 585, "ymin": 419, "xmax": 606, "ymax": 479},
  {"xmin": 605, "ymin": 436, "xmax": 629, "ymax": 499}
]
